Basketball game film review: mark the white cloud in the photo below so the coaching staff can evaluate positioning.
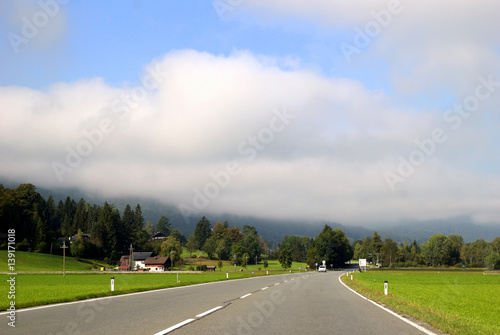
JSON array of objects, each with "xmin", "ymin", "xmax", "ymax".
[
  {"xmin": 1, "ymin": 48, "xmax": 499, "ymax": 226},
  {"xmin": 244, "ymin": 1, "xmax": 500, "ymax": 98}
]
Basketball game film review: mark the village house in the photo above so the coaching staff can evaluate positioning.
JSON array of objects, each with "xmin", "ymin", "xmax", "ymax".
[
  {"xmin": 144, "ymin": 256, "xmax": 170, "ymax": 272},
  {"xmin": 68, "ymin": 233, "xmax": 91, "ymax": 244},
  {"xmin": 119, "ymin": 252, "xmax": 153, "ymax": 270}
]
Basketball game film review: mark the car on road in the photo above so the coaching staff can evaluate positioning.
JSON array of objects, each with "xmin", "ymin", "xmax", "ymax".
[{"xmin": 318, "ymin": 265, "xmax": 327, "ymax": 272}]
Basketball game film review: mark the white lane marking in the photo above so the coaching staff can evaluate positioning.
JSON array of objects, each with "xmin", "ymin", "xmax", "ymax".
[
  {"xmin": 240, "ymin": 293, "xmax": 252, "ymax": 299},
  {"xmin": 274, "ymin": 283, "xmax": 280, "ymax": 286},
  {"xmin": 196, "ymin": 306, "xmax": 223, "ymax": 318},
  {"xmin": 338, "ymin": 274, "xmax": 437, "ymax": 335},
  {"xmin": 261, "ymin": 287, "xmax": 269, "ymax": 290},
  {"xmin": 153, "ymin": 318, "xmax": 195, "ymax": 335}
]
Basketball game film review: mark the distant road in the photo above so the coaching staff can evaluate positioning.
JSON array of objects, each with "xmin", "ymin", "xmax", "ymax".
[{"xmin": 1, "ymin": 271, "xmax": 434, "ymax": 334}]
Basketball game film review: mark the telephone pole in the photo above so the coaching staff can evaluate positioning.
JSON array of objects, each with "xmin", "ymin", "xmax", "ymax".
[
  {"xmin": 129, "ymin": 244, "xmax": 134, "ymax": 271},
  {"xmin": 61, "ymin": 242, "xmax": 68, "ymax": 277}
]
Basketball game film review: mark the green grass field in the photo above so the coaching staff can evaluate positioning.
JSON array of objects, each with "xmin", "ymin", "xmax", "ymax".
[
  {"xmin": 342, "ymin": 270, "xmax": 500, "ymax": 335},
  {"xmin": 0, "ymin": 250, "xmax": 307, "ymax": 310},
  {"xmin": 0, "ymin": 250, "xmax": 110, "ymax": 272},
  {"xmin": 183, "ymin": 256, "xmax": 307, "ymax": 272},
  {"xmin": 0, "ymin": 271, "xmax": 268, "ymax": 310}
]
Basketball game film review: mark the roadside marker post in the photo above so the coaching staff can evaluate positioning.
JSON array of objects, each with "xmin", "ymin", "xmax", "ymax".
[
  {"xmin": 111, "ymin": 277, "xmax": 114, "ymax": 292},
  {"xmin": 226, "ymin": 271, "xmax": 229, "ymax": 279},
  {"xmin": 384, "ymin": 281, "xmax": 388, "ymax": 296}
]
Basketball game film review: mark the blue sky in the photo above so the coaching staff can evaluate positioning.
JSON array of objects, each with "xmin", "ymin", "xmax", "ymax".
[
  {"xmin": 0, "ymin": 1, "xmax": 383, "ymax": 90},
  {"xmin": 1, "ymin": 1, "xmax": 500, "ymax": 227}
]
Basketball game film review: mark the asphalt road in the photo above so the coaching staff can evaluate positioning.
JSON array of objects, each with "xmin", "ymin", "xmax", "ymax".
[{"xmin": 1, "ymin": 271, "xmax": 433, "ymax": 334}]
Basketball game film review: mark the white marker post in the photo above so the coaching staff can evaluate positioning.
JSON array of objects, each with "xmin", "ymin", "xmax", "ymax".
[
  {"xmin": 384, "ymin": 281, "xmax": 388, "ymax": 296},
  {"xmin": 351, "ymin": 274, "xmax": 353, "ymax": 280},
  {"xmin": 111, "ymin": 277, "xmax": 114, "ymax": 292},
  {"xmin": 226, "ymin": 271, "xmax": 228, "ymax": 279}
]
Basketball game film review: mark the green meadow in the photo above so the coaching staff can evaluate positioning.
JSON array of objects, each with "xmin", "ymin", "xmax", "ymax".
[
  {"xmin": 0, "ymin": 251, "xmax": 306, "ymax": 310},
  {"xmin": 342, "ymin": 270, "xmax": 500, "ymax": 335},
  {"xmin": 0, "ymin": 272, "xmax": 256, "ymax": 310},
  {"xmin": 0, "ymin": 250, "xmax": 110, "ymax": 272}
]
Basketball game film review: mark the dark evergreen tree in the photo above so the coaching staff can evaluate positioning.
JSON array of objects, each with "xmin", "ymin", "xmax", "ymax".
[
  {"xmin": 194, "ymin": 216, "xmax": 211, "ymax": 248},
  {"xmin": 156, "ymin": 216, "xmax": 172, "ymax": 236}
]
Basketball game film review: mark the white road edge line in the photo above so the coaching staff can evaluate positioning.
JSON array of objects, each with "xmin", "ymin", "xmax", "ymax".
[
  {"xmin": 196, "ymin": 306, "xmax": 223, "ymax": 318},
  {"xmin": 0, "ymin": 273, "xmax": 297, "ymax": 316},
  {"xmin": 153, "ymin": 318, "xmax": 195, "ymax": 335},
  {"xmin": 337, "ymin": 274, "xmax": 437, "ymax": 335},
  {"xmin": 261, "ymin": 287, "xmax": 269, "ymax": 290},
  {"xmin": 274, "ymin": 283, "xmax": 280, "ymax": 286},
  {"xmin": 240, "ymin": 293, "xmax": 252, "ymax": 299}
]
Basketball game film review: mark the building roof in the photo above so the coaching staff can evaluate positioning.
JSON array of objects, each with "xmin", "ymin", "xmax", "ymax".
[
  {"xmin": 144, "ymin": 256, "xmax": 169, "ymax": 266},
  {"xmin": 152, "ymin": 232, "xmax": 167, "ymax": 239},
  {"xmin": 132, "ymin": 252, "xmax": 153, "ymax": 261},
  {"xmin": 69, "ymin": 233, "xmax": 91, "ymax": 241}
]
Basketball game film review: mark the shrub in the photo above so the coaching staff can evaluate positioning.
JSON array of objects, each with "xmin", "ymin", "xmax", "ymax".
[
  {"xmin": 16, "ymin": 238, "xmax": 30, "ymax": 251},
  {"xmin": 36, "ymin": 242, "xmax": 49, "ymax": 253}
]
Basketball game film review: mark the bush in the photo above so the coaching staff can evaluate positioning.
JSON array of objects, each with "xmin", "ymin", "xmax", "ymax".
[
  {"xmin": 36, "ymin": 242, "xmax": 49, "ymax": 253},
  {"xmin": 16, "ymin": 238, "xmax": 30, "ymax": 251},
  {"xmin": 469, "ymin": 262, "xmax": 486, "ymax": 268},
  {"xmin": 196, "ymin": 265, "xmax": 207, "ymax": 271}
]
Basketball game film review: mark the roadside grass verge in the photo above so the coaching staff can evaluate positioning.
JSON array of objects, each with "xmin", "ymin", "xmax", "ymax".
[
  {"xmin": 0, "ymin": 271, "xmax": 268, "ymax": 310},
  {"xmin": 341, "ymin": 270, "xmax": 500, "ymax": 335},
  {"xmin": 0, "ymin": 267, "xmax": 305, "ymax": 310},
  {"xmin": 0, "ymin": 250, "xmax": 308, "ymax": 310}
]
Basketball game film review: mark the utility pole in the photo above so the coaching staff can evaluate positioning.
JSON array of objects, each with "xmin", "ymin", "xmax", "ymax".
[
  {"xmin": 61, "ymin": 242, "xmax": 68, "ymax": 277},
  {"xmin": 129, "ymin": 244, "xmax": 134, "ymax": 271},
  {"xmin": 170, "ymin": 249, "xmax": 175, "ymax": 271},
  {"xmin": 255, "ymin": 255, "xmax": 258, "ymax": 266}
]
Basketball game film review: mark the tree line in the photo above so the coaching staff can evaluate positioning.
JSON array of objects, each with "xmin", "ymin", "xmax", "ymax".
[
  {"xmin": 2, "ymin": 183, "xmax": 499, "ymax": 269},
  {"xmin": 351, "ymin": 231, "xmax": 500, "ymax": 269},
  {"xmin": 186, "ymin": 217, "xmax": 269, "ymax": 267},
  {"xmin": 0, "ymin": 183, "xmax": 185, "ymax": 262},
  {"xmin": 0, "ymin": 184, "xmax": 270, "ymax": 267}
]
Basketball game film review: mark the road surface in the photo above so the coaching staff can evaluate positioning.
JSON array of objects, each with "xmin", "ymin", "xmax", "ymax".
[{"xmin": 1, "ymin": 271, "xmax": 434, "ymax": 334}]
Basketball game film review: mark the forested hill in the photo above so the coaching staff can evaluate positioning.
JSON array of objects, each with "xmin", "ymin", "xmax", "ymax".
[
  {"xmin": 24, "ymin": 182, "xmax": 374, "ymax": 246},
  {"xmin": 2, "ymin": 181, "xmax": 498, "ymax": 246}
]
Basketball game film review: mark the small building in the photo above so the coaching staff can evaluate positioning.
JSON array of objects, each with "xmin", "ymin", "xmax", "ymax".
[
  {"xmin": 119, "ymin": 252, "xmax": 153, "ymax": 270},
  {"xmin": 152, "ymin": 232, "xmax": 167, "ymax": 240},
  {"xmin": 144, "ymin": 256, "xmax": 170, "ymax": 272},
  {"xmin": 206, "ymin": 266, "xmax": 216, "ymax": 272},
  {"xmin": 132, "ymin": 252, "xmax": 153, "ymax": 270},
  {"xmin": 120, "ymin": 255, "xmax": 130, "ymax": 268},
  {"xmin": 69, "ymin": 233, "xmax": 91, "ymax": 244}
]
